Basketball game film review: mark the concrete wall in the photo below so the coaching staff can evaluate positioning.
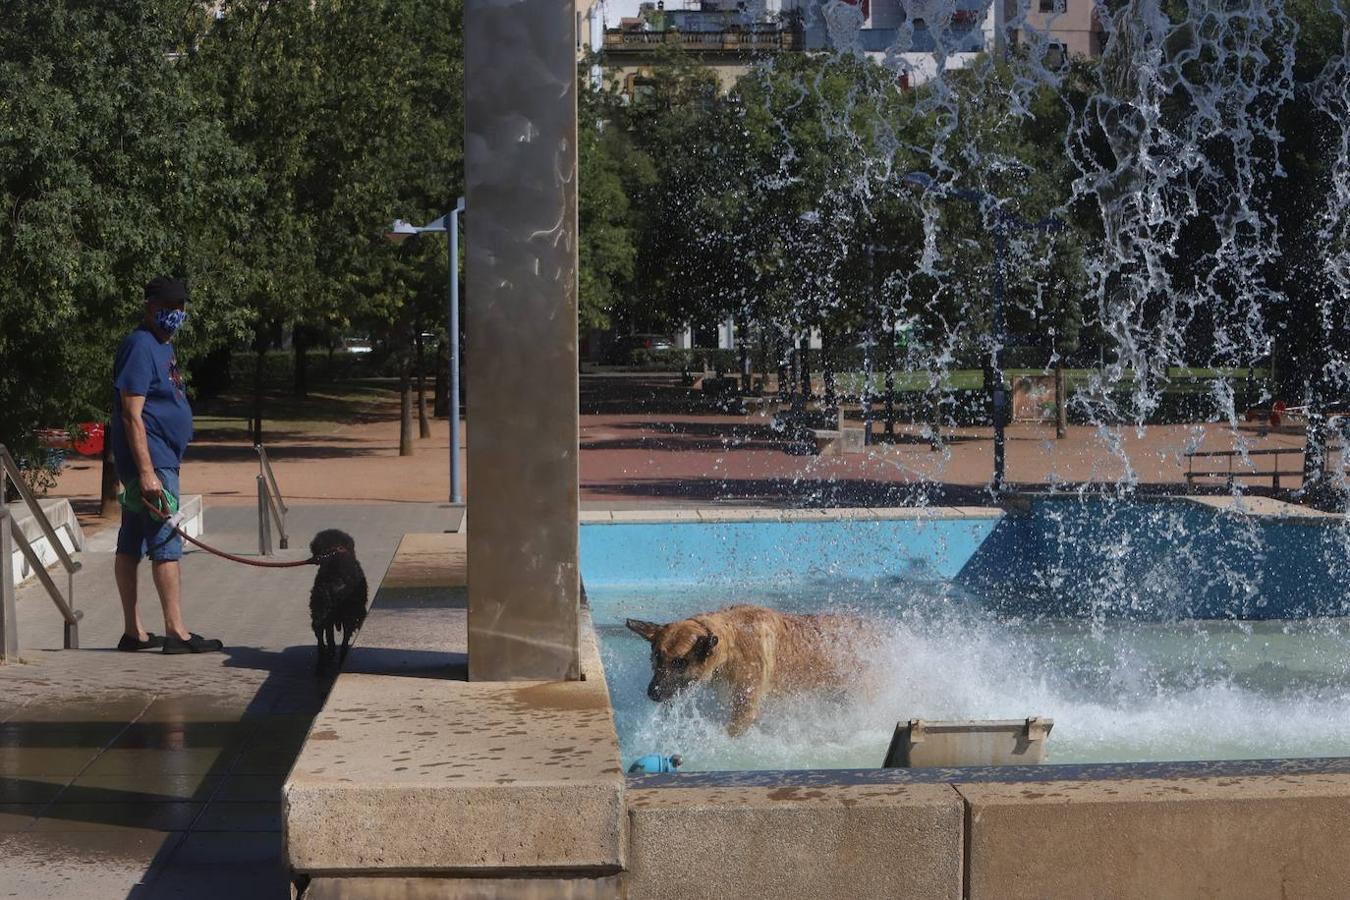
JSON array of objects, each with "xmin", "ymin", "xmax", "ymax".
[
  {"xmin": 627, "ymin": 783, "xmax": 963, "ymax": 900},
  {"xmin": 962, "ymin": 774, "xmax": 1350, "ymax": 900}
]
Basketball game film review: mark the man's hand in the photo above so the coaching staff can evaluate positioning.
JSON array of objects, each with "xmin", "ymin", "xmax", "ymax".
[{"xmin": 139, "ymin": 470, "xmax": 166, "ymax": 515}]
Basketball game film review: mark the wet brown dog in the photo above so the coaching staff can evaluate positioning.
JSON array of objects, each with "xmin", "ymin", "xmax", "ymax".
[{"xmin": 626, "ymin": 604, "xmax": 870, "ymax": 736}]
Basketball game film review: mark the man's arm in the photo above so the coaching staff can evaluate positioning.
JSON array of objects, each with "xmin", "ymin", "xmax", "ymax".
[{"xmin": 120, "ymin": 393, "xmax": 163, "ymax": 503}]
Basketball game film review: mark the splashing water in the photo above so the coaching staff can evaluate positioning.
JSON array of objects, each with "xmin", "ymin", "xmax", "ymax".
[
  {"xmin": 596, "ymin": 579, "xmax": 1350, "ymax": 771},
  {"xmin": 593, "ymin": 0, "xmax": 1350, "ymax": 769}
]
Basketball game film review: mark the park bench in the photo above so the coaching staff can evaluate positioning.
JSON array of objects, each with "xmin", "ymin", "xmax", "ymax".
[{"xmin": 1184, "ymin": 447, "xmax": 1305, "ymax": 491}]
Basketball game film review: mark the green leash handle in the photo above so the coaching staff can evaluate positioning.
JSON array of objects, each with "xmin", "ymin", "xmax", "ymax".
[{"xmin": 117, "ymin": 476, "xmax": 179, "ymax": 522}]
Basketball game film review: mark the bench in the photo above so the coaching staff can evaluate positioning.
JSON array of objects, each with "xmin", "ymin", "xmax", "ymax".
[
  {"xmin": 807, "ymin": 427, "xmax": 866, "ymax": 456},
  {"xmin": 1184, "ymin": 447, "xmax": 1304, "ymax": 491}
]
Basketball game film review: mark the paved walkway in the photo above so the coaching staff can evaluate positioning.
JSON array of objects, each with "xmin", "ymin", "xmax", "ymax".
[{"xmin": 0, "ymin": 502, "xmax": 459, "ymax": 899}]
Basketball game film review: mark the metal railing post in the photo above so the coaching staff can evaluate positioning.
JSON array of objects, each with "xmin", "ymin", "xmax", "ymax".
[
  {"xmin": 65, "ymin": 568, "xmax": 78, "ymax": 649},
  {"xmin": 255, "ymin": 444, "xmax": 288, "ymax": 549},
  {"xmin": 257, "ymin": 475, "xmax": 273, "ymax": 556},
  {"xmin": 0, "ymin": 444, "xmax": 82, "ymax": 650},
  {"xmin": 1, "ymin": 503, "xmax": 17, "ymax": 662}
]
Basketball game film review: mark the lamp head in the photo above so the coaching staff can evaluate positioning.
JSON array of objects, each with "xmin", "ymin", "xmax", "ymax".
[{"xmin": 385, "ymin": 219, "xmax": 419, "ymax": 244}]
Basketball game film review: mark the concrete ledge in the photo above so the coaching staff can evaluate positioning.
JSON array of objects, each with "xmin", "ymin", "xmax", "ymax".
[
  {"xmin": 579, "ymin": 506, "xmax": 1005, "ymax": 525},
  {"xmin": 11, "ymin": 499, "xmax": 83, "ymax": 584},
  {"xmin": 305, "ymin": 875, "xmax": 627, "ymax": 899},
  {"xmin": 961, "ymin": 774, "xmax": 1350, "ymax": 899},
  {"xmin": 1183, "ymin": 493, "xmax": 1342, "ymax": 522},
  {"xmin": 285, "ymin": 533, "xmax": 625, "ymax": 876},
  {"xmin": 839, "ymin": 426, "xmax": 866, "ymax": 453},
  {"xmin": 626, "ymin": 783, "xmax": 962, "ymax": 900}
]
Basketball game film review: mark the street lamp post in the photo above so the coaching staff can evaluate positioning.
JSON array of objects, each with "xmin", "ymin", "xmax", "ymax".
[
  {"xmin": 387, "ymin": 196, "xmax": 467, "ymax": 504},
  {"xmin": 902, "ymin": 172, "xmax": 1063, "ymax": 491}
]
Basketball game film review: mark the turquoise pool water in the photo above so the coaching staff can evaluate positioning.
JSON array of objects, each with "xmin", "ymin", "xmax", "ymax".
[{"xmin": 582, "ymin": 502, "xmax": 1350, "ymax": 772}]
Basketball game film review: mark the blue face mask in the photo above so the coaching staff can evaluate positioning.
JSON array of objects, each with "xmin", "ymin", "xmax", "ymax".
[{"xmin": 155, "ymin": 308, "xmax": 187, "ymax": 336}]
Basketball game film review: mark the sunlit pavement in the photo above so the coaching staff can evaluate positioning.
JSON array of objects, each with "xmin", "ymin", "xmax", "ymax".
[{"xmin": 0, "ymin": 503, "xmax": 457, "ymax": 899}]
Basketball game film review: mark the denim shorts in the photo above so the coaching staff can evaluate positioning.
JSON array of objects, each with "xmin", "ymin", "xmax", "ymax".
[{"xmin": 116, "ymin": 467, "xmax": 183, "ymax": 562}]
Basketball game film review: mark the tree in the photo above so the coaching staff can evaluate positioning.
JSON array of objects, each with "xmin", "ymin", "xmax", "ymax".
[
  {"xmin": 0, "ymin": 0, "xmax": 256, "ymax": 472},
  {"xmin": 578, "ymin": 73, "xmax": 651, "ymax": 331},
  {"xmin": 192, "ymin": 0, "xmax": 465, "ymax": 451},
  {"xmin": 304, "ymin": 0, "xmax": 464, "ymax": 454}
]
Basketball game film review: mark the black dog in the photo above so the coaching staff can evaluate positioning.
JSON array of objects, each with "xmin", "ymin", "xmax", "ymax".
[{"xmin": 308, "ymin": 529, "xmax": 368, "ymax": 676}]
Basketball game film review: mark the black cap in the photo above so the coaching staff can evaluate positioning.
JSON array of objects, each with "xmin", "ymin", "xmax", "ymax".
[{"xmin": 144, "ymin": 276, "xmax": 188, "ymax": 304}]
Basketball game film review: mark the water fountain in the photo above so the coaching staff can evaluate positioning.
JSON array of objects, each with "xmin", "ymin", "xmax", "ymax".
[
  {"xmin": 287, "ymin": 1, "xmax": 1350, "ymax": 896},
  {"xmin": 588, "ymin": 0, "xmax": 1350, "ymax": 773}
]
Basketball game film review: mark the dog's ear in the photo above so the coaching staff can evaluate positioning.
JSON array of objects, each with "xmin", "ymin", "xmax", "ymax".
[
  {"xmin": 692, "ymin": 632, "xmax": 718, "ymax": 661},
  {"xmin": 625, "ymin": 619, "xmax": 661, "ymax": 642}
]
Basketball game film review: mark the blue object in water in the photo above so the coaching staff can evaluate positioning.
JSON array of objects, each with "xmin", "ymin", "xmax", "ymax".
[{"xmin": 628, "ymin": 753, "xmax": 682, "ymax": 774}]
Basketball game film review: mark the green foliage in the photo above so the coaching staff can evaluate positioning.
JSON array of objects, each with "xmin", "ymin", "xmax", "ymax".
[
  {"xmin": 0, "ymin": 0, "xmax": 468, "ymax": 462},
  {"xmin": 191, "ymin": 0, "xmax": 465, "ymax": 356},
  {"xmin": 0, "ymin": 0, "xmax": 256, "ymax": 459},
  {"xmin": 578, "ymin": 82, "xmax": 652, "ymax": 329}
]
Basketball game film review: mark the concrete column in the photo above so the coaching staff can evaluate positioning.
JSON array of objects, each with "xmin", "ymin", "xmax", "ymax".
[{"xmin": 464, "ymin": 0, "xmax": 580, "ymax": 681}]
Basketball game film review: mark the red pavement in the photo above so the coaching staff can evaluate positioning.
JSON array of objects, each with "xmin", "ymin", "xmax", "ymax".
[{"xmin": 578, "ymin": 375, "xmax": 1312, "ymax": 507}]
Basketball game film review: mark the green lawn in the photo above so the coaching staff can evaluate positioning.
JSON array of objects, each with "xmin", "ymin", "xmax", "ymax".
[{"xmin": 193, "ymin": 378, "xmax": 402, "ymax": 440}]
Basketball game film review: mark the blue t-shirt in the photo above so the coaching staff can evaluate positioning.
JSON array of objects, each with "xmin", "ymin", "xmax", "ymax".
[{"xmin": 111, "ymin": 327, "xmax": 193, "ymax": 480}]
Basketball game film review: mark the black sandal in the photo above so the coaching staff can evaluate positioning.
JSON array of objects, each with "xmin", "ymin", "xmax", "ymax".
[
  {"xmin": 161, "ymin": 633, "xmax": 224, "ymax": 655},
  {"xmin": 117, "ymin": 633, "xmax": 165, "ymax": 652}
]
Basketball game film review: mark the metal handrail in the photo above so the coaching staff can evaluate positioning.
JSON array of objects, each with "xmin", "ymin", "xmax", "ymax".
[
  {"xmin": 0, "ymin": 444, "xmax": 83, "ymax": 658},
  {"xmin": 1, "ymin": 446, "xmax": 81, "ymax": 576},
  {"xmin": 255, "ymin": 444, "xmax": 288, "ymax": 552}
]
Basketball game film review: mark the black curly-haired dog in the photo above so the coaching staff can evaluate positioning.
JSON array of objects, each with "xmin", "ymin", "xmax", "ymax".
[{"xmin": 309, "ymin": 529, "xmax": 368, "ymax": 676}]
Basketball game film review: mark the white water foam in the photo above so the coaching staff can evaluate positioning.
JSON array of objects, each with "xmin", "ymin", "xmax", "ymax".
[{"xmin": 599, "ymin": 584, "xmax": 1350, "ymax": 771}]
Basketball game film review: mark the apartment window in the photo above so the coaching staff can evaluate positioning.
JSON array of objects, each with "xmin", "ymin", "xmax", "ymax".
[
  {"xmin": 1039, "ymin": 0, "xmax": 1064, "ymax": 11},
  {"xmin": 1044, "ymin": 41, "xmax": 1067, "ymax": 69}
]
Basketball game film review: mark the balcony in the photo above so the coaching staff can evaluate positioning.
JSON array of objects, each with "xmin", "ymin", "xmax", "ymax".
[{"xmin": 603, "ymin": 28, "xmax": 803, "ymax": 54}]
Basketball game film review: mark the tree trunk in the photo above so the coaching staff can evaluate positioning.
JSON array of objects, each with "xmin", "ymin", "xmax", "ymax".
[
  {"xmin": 415, "ymin": 329, "xmax": 431, "ymax": 439},
  {"xmin": 823, "ymin": 330, "xmax": 838, "ymax": 426},
  {"xmin": 433, "ymin": 336, "xmax": 450, "ymax": 418},
  {"xmin": 100, "ymin": 426, "xmax": 119, "ymax": 518},
  {"xmin": 758, "ymin": 331, "xmax": 770, "ymax": 394},
  {"xmin": 293, "ymin": 324, "xmax": 308, "ymax": 398},
  {"xmin": 1055, "ymin": 359, "xmax": 1067, "ymax": 439},
  {"xmin": 928, "ymin": 385, "xmax": 942, "ymax": 451},
  {"xmin": 1303, "ymin": 396, "xmax": 1327, "ymax": 489},
  {"xmin": 793, "ymin": 333, "xmax": 804, "ymax": 399},
  {"xmin": 252, "ymin": 339, "xmax": 265, "ymax": 446},
  {"xmin": 737, "ymin": 314, "xmax": 752, "ymax": 394},
  {"xmin": 883, "ymin": 318, "xmax": 896, "ymax": 436},
  {"xmin": 399, "ymin": 329, "xmax": 415, "ymax": 457}
]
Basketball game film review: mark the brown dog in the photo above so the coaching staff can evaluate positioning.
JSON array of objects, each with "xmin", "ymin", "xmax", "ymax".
[{"xmin": 626, "ymin": 604, "xmax": 870, "ymax": 736}]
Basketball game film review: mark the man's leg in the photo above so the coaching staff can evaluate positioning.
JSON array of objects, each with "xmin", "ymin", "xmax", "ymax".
[
  {"xmin": 114, "ymin": 553, "xmax": 147, "ymax": 640},
  {"xmin": 151, "ymin": 560, "xmax": 189, "ymax": 641}
]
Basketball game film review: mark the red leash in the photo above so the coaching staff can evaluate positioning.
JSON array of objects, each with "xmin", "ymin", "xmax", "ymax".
[
  {"xmin": 176, "ymin": 528, "xmax": 325, "ymax": 568},
  {"xmin": 140, "ymin": 494, "xmax": 347, "ymax": 568}
]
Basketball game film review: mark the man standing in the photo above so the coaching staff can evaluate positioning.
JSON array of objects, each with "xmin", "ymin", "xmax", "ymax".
[{"xmin": 110, "ymin": 276, "xmax": 222, "ymax": 654}]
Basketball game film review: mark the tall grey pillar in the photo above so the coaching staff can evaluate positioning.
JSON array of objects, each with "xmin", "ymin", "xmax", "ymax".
[{"xmin": 464, "ymin": 0, "xmax": 580, "ymax": 681}]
